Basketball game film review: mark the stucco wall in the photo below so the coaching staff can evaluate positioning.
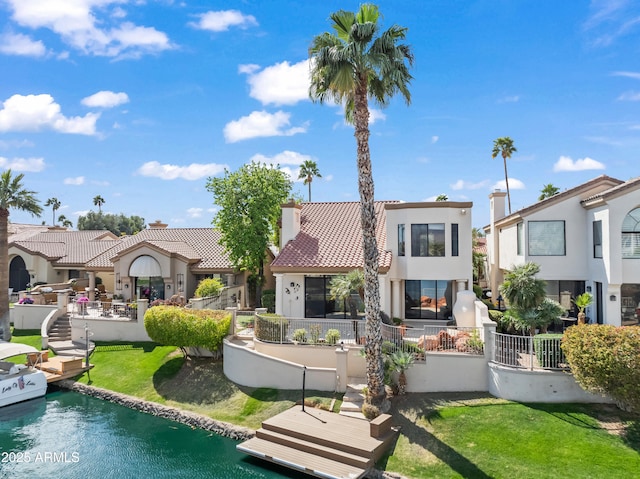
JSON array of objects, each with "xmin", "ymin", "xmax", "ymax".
[
  {"xmin": 488, "ymin": 362, "xmax": 613, "ymax": 404},
  {"xmin": 71, "ymin": 317, "xmax": 151, "ymax": 342},
  {"xmin": 405, "ymin": 354, "xmax": 488, "ymax": 393},
  {"xmin": 11, "ymin": 304, "xmax": 59, "ymax": 330}
]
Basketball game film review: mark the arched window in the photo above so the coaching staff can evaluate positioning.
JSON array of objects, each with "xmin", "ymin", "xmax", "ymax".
[{"xmin": 622, "ymin": 207, "xmax": 640, "ymax": 258}]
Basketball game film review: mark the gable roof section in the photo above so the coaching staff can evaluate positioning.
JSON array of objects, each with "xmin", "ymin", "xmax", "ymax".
[
  {"xmin": 271, "ymin": 201, "xmax": 396, "ymax": 273},
  {"xmin": 490, "ymin": 175, "xmax": 624, "ymax": 229},
  {"xmin": 581, "ymin": 176, "xmax": 640, "ymax": 208},
  {"xmin": 87, "ymin": 228, "xmax": 234, "ymax": 271}
]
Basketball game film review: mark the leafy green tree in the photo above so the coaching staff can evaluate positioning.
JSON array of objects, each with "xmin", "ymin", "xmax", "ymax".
[
  {"xmin": 492, "ymin": 137, "xmax": 517, "ymax": 214},
  {"xmin": 44, "ymin": 197, "xmax": 61, "ymax": 225},
  {"xmin": 435, "ymin": 194, "xmax": 448, "ymax": 201},
  {"xmin": 309, "ymin": 3, "xmax": 413, "ymax": 406},
  {"xmin": 0, "ymin": 170, "xmax": 42, "ymax": 340},
  {"xmin": 93, "ymin": 195, "xmax": 105, "ymax": 213},
  {"xmin": 298, "ymin": 160, "xmax": 322, "ymax": 202},
  {"xmin": 539, "ymin": 183, "xmax": 560, "ymax": 201},
  {"xmin": 77, "ymin": 212, "xmax": 145, "ymax": 235},
  {"xmin": 58, "ymin": 214, "xmax": 73, "ymax": 228},
  {"xmin": 206, "ymin": 162, "xmax": 292, "ymax": 307}
]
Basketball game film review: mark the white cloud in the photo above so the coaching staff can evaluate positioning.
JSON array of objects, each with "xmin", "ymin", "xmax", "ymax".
[
  {"xmin": 450, "ymin": 179, "xmax": 490, "ymax": 191},
  {"xmin": 64, "ymin": 176, "xmax": 85, "ymax": 185},
  {"xmin": 553, "ymin": 155, "xmax": 606, "ymax": 172},
  {"xmin": 238, "ymin": 63, "xmax": 260, "ymax": 74},
  {"xmin": 324, "ymin": 174, "xmax": 333, "ymax": 182},
  {"xmin": 137, "ymin": 161, "xmax": 228, "ymax": 180},
  {"xmin": 611, "ymin": 71, "xmax": 640, "ymax": 80},
  {"xmin": 5, "ymin": 0, "xmax": 173, "ymax": 59},
  {"xmin": 189, "ymin": 10, "xmax": 258, "ymax": 32},
  {"xmin": 492, "ymin": 178, "xmax": 525, "ymax": 190},
  {"xmin": 223, "ymin": 110, "xmax": 307, "ymax": 143},
  {"xmin": 250, "ymin": 150, "xmax": 316, "ymax": 181},
  {"xmin": 431, "ymin": 136, "xmax": 439, "ymax": 144},
  {"xmin": 186, "ymin": 207, "xmax": 203, "ymax": 218},
  {"xmin": 0, "ymin": 156, "xmax": 45, "ymax": 171},
  {"xmin": 0, "ymin": 94, "xmax": 99, "ymax": 135},
  {"xmin": 369, "ymin": 108, "xmax": 386, "ymax": 124},
  {"xmin": 0, "ymin": 32, "xmax": 46, "ymax": 56},
  {"xmin": 617, "ymin": 90, "xmax": 640, "ymax": 101},
  {"xmin": 243, "ymin": 59, "xmax": 310, "ymax": 106},
  {"xmin": 81, "ymin": 91, "xmax": 129, "ymax": 108}
]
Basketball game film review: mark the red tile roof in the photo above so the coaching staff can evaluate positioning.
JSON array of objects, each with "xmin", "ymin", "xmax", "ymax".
[{"xmin": 271, "ymin": 201, "xmax": 396, "ymax": 273}]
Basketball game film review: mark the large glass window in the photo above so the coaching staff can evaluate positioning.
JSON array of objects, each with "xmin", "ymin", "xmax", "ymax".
[
  {"xmin": 411, "ymin": 224, "xmax": 445, "ymax": 257},
  {"xmin": 593, "ymin": 220, "xmax": 602, "ymax": 258},
  {"xmin": 621, "ymin": 284, "xmax": 640, "ymax": 326},
  {"xmin": 528, "ymin": 220, "xmax": 565, "ymax": 256},
  {"xmin": 517, "ymin": 222, "xmax": 524, "ymax": 255},
  {"xmin": 545, "ymin": 280, "xmax": 585, "ymax": 318},
  {"xmin": 304, "ymin": 276, "xmax": 363, "ymax": 319},
  {"xmin": 622, "ymin": 208, "xmax": 640, "ymax": 258},
  {"xmin": 404, "ymin": 280, "xmax": 452, "ymax": 320},
  {"xmin": 398, "ymin": 224, "xmax": 405, "ymax": 256}
]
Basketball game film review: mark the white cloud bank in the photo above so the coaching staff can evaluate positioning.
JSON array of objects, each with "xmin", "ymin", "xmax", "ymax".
[
  {"xmin": 5, "ymin": 0, "xmax": 172, "ymax": 59},
  {"xmin": 241, "ymin": 59, "xmax": 310, "ymax": 106},
  {"xmin": 250, "ymin": 150, "xmax": 316, "ymax": 181},
  {"xmin": 492, "ymin": 178, "xmax": 526, "ymax": 191},
  {"xmin": 0, "ymin": 94, "xmax": 99, "ymax": 135},
  {"xmin": 64, "ymin": 176, "xmax": 85, "ymax": 185},
  {"xmin": 81, "ymin": 91, "xmax": 129, "ymax": 108},
  {"xmin": 224, "ymin": 110, "xmax": 307, "ymax": 143},
  {"xmin": 137, "ymin": 161, "xmax": 228, "ymax": 180},
  {"xmin": 0, "ymin": 32, "xmax": 46, "ymax": 56},
  {"xmin": 450, "ymin": 179, "xmax": 490, "ymax": 191},
  {"xmin": 0, "ymin": 156, "xmax": 45, "ymax": 171},
  {"xmin": 189, "ymin": 10, "xmax": 258, "ymax": 32},
  {"xmin": 553, "ymin": 156, "xmax": 606, "ymax": 172}
]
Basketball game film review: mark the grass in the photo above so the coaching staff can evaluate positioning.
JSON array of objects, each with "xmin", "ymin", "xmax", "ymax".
[{"xmin": 9, "ymin": 330, "xmax": 640, "ymax": 477}]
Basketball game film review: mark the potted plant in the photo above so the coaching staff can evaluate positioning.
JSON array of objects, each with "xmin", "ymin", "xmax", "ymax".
[
  {"xmin": 18, "ymin": 297, "xmax": 34, "ymax": 305},
  {"xmin": 573, "ymin": 292, "xmax": 593, "ymax": 325}
]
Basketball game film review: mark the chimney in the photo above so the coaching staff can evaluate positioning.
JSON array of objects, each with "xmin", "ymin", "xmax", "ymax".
[
  {"xmin": 280, "ymin": 200, "xmax": 302, "ymax": 249},
  {"xmin": 488, "ymin": 190, "xmax": 507, "ymax": 303},
  {"xmin": 149, "ymin": 220, "xmax": 168, "ymax": 229},
  {"xmin": 489, "ymin": 190, "xmax": 507, "ymax": 223}
]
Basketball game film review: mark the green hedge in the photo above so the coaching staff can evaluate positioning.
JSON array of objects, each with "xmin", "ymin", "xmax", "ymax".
[
  {"xmin": 261, "ymin": 289, "xmax": 276, "ymax": 313},
  {"xmin": 254, "ymin": 314, "xmax": 288, "ymax": 343},
  {"xmin": 562, "ymin": 324, "xmax": 640, "ymax": 412},
  {"xmin": 144, "ymin": 306, "xmax": 231, "ymax": 356},
  {"xmin": 533, "ymin": 333, "xmax": 564, "ymax": 369}
]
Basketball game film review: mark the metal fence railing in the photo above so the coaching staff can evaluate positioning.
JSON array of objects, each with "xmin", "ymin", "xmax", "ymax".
[
  {"xmin": 492, "ymin": 332, "xmax": 568, "ymax": 370},
  {"xmin": 68, "ymin": 299, "xmax": 137, "ymax": 321}
]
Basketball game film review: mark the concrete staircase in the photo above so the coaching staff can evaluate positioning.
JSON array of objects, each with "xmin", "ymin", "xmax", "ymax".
[
  {"xmin": 339, "ymin": 378, "xmax": 367, "ymax": 419},
  {"xmin": 48, "ymin": 315, "xmax": 95, "ymax": 357}
]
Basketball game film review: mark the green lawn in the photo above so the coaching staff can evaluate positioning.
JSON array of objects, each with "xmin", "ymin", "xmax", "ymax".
[{"xmin": 9, "ymin": 331, "xmax": 640, "ymax": 478}]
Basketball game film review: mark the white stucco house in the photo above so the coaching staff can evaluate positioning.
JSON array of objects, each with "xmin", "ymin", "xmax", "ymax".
[
  {"xmin": 485, "ymin": 175, "xmax": 640, "ymax": 326},
  {"xmin": 271, "ymin": 200, "xmax": 474, "ymax": 321}
]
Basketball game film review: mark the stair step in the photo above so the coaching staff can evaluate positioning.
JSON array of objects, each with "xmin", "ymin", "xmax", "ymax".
[
  {"xmin": 340, "ymin": 400, "xmax": 363, "ymax": 413},
  {"xmin": 237, "ymin": 437, "xmax": 367, "ymax": 479},
  {"xmin": 256, "ymin": 429, "xmax": 371, "ymax": 469}
]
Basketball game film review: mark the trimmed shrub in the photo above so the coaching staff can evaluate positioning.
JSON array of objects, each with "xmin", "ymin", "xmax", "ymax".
[
  {"xmin": 562, "ymin": 324, "xmax": 640, "ymax": 412},
  {"xmin": 533, "ymin": 333, "xmax": 564, "ymax": 368},
  {"xmin": 325, "ymin": 329, "xmax": 341, "ymax": 345},
  {"xmin": 144, "ymin": 306, "xmax": 231, "ymax": 358},
  {"xmin": 194, "ymin": 277, "xmax": 224, "ymax": 298},
  {"xmin": 254, "ymin": 314, "xmax": 288, "ymax": 343},
  {"xmin": 292, "ymin": 328, "xmax": 308, "ymax": 343}
]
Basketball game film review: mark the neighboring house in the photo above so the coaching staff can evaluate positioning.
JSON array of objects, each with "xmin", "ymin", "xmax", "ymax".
[
  {"xmin": 271, "ymin": 200, "xmax": 473, "ymax": 321},
  {"xmin": 7, "ymin": 220, "xmax": 273, "ymax": 308},
  {"xmin": 485, "ymin": 175, "xmax": 640, "ymax": 326}
]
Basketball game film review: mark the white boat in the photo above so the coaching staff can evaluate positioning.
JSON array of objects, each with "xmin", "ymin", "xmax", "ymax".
[{"xmin": 0, "ymin": 342, "xmax": 48, "ymax": 407}]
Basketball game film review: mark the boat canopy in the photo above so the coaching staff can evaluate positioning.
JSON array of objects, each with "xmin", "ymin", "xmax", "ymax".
[{"xmin": 0, "ymin": 341, "xmax": 40, "ymax": 360}]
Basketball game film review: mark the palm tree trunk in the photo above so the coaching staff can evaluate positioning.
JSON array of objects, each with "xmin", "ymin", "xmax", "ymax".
[
  {"xmin": 503, "ymin": 157, "xmax": 511, "ymax": 214},
  {"xmin": 308, "ymin": 180, "xmax": 312, "ymax": 202},
  {"xmin": 354, "ymin": 77, "xmax": 384, "ymax": 406},
  {"xmin": 0, "ymin": 209, "xmax": 11, "ymax": 340}
]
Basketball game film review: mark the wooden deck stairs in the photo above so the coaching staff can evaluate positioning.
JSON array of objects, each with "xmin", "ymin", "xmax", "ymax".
[{"xmin": 237, "ymin": 405, "xmax": 397, "ymax": 479}]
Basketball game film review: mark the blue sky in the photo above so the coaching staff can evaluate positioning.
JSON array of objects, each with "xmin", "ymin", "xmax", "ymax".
[{"xmin": 1, "ymin": 0, "xmax": 639, "ymax": 230}]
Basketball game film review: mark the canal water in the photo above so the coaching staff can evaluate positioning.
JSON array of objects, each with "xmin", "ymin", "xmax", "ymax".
[{"xmin": 0, "ymin": 390, "xmax": 305, "ymax": 478}]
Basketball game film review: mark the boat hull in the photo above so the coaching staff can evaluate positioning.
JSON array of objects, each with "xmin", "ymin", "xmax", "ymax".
[{"xmin": 0, "ymin": 370, "xmax": 48, "ymax": 407}]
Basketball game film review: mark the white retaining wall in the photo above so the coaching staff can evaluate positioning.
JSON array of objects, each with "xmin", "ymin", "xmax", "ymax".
[
  {"xmin": 71, "ymin": 317, "xmax": 151, "ymax": 343},
  {"xmin": 11, "ymin": 304, "xmax": 59, "ymax": 329},
  {"xmin": 405, "ymin": 354, "xmax": 488, "ymax": 393}
]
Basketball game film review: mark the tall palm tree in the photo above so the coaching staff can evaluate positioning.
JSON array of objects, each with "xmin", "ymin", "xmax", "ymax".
[
  {"xmin": 93, "ymin": 195, "xmax": 105, "ymax": 213},
  {"xmin": 298, "ymin": 160, "xmax": 322, "ymax": 202},
  {"xmin": 492, "ymin": 137, "xmax": 517, "ymax": 214},
  {"xmin": 309, "ymin": 3, "xmax": 413, "ymax": 405},
  {"xmin": 0, "ymin": 170, "xmax": 42, "ymax": 340},
  {"xmin": 44, "ymin": 197, "xmax": 61, "ymax": 225}
]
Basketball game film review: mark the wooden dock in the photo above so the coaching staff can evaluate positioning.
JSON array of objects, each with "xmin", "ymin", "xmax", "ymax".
[
  {"xmin": 32, "ymin": 356, "xmax": 93, "ymax": 383},
  {"xmin": 237, "ymin": 405, "xmax": 397, "ymax": 479}
]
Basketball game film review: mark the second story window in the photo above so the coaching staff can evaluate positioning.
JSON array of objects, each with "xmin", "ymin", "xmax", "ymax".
[
  {"xmin": 528, "ymin": 220, "xmax": 566, "ymax": 256},
  {"xmin": 398, "ymin": 224, "xmax": 405, "ymax": 256},
  {"xmin": 517, "ymin": 222, "xmax": 524, "ymax": 255},
  {"xmin": 451, "ymin": 223, "xmax": 459, "ymax": 257},
  {"xmin": 593, "ymin": 220, "xmax": 602, "ymax": 258},
  {"xmin": 411, "ymin": 223, "xmax": 445, "ymax": 257}
]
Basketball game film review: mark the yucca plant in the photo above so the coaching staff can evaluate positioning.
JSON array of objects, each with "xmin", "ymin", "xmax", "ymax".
[{"xmin": 390, "ymin": 350, "xmax": 416, "ymax": 395}]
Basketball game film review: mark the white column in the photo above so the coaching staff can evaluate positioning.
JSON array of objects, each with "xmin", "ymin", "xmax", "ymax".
[
  {"xmin": 274, "ymin": 274, "xmax": 284, "ymax": 316},
  {"xmin": 88, "ymin": 271, "xmax": 96, "ymax": 301},
  {"xmin": 391, "ymin": 279, "xmax": 401, "ymax": 320}
]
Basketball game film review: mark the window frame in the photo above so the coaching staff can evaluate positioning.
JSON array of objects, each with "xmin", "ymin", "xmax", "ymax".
[
  {"xmin": 527, "ymin": 220, "xmax": 566, "ymax": 256},
  {"xmin": 593, "ymin": 220, "xmax": 602, "ymax": 258},
  {"xmin": 411, "ymin": 223, "xmax": 446, "ymax": 257}
]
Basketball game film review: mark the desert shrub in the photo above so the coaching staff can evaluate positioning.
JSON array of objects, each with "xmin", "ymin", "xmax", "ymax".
[
  {"xmin": 325, "ymin": 329, "xmax": 341, "ymax": 345},
  {"xmin": 488, "ymin": 309, "xmax": 510, "ymax": 333},
  {"xmin": 362, "ymin": 402, "xmax": 381, "ymax": 420},
  {"xmin": 254, "ymin": 314, "xmax": 288, "ymax": 342},
  {"xmin": 144, "ymin": 306, "xmax": 231, "ymax": 358},
  {"xmin": 309, "ymin": 324, "xmax": 321, "ymax": 344},
  {"xmin": 562, "ymin": 324, "xmax": 640, "ymax": 412},
  {"xmin": 261, "ymin": 289, "xmax": 276, "ymax": 313},
  {"xmin": 473, "ymin": 284, "xmax": 483, "ymax": 298},
  {"xmin": 292, "ymin": 328, "xmax": 308, "ymax": 343},
  {"xmin": 533, "ymin": 333, "xmax": 564, "ymax": 368},
  {"xmin": 194, "ymin": 277, "xmax": 224, "ymax": 298}
]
